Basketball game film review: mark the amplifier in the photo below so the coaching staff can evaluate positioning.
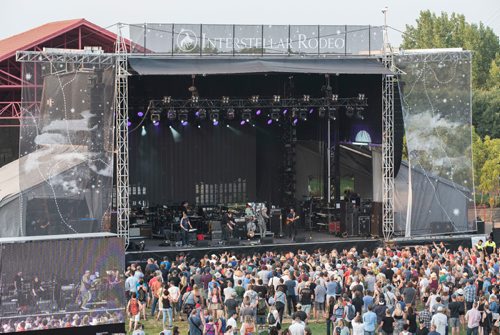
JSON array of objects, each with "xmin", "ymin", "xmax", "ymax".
[
  {"xmin": 196, "ymin": 240, "xmax": 210, "ymax": 247},
  {"xmin": 211, "ymin": 230, "xmax": 223, "ymax": 241},
  {"xmin": 37, "ymin": 300, "xmax": 52, "ymax": 312},
  {"xmin": 270, "ymin": 209, "xmax": 282, "ymax": 235},
  {"xmin": 1, "ymin": 301, "xmax": 18, "ymax": 316},
  {"xmin": 358, "ymin": 216, "xmax": 371, "ymax": 236}
]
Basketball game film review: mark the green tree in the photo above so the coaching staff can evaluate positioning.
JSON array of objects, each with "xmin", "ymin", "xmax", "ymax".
[
  {"xmin": 478, "ymin": 136, "xmax": 500, "ymax": 207},
  {"xmin": 473, "ymin": 88, "xmax": 500, "ymax": 138},
  {"xmin": 487, "ymin": 53, "xmax": 500, "ymax": 89},
  {"xmin": 401, "ymin": 10, "xmax": 500, "ymax": 89}
]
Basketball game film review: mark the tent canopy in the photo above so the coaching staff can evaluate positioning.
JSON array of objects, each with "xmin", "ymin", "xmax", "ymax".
[{"xmin": 128, "ymin": 57, "xmax": 393, "ymax": 75}]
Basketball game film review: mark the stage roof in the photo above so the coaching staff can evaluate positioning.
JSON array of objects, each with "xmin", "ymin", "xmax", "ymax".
[{"xmin": 128, "ymin": 57, "xmax": 393, "ymax": 75}]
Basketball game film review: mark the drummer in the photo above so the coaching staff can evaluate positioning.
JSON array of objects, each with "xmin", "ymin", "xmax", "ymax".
[{"xmin": 180, "ymin": 211, "xmax": 193, "ymax": 247}]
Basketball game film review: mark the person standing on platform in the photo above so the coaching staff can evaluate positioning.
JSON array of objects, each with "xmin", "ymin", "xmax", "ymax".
[
  {"xmin": 180, "ymin": 211, "xmax": 193, "ymax": 247},
  {"xmin": 222, "ymin": 211, "xmax": 236, "ymax": 240},
  {"xmin": 256, "ymin": 205, "xmax": 269, "ymax": 239},
  {"xmin": 286, "ymin": 208, "xmax": 299, "ymax": 241}
]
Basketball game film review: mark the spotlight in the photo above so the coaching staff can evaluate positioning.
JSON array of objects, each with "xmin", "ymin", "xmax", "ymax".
[
  {"xmin": 267, "ymin": 119, "xmax": 273, "ymax": 125},
  {"xmin": 346, "ymin": 106, "xmax": 354, "ymax": 118},
  {"xmin": 255, "ymin": 109, "xmax": 262, "ymax": 116},
  {"xmin": 137, "ymin": 111, "xmax": 144, "ymax": 117},
  {"xmin": 328, "ymin": 107, "xmax": 336, "ymax": 120},
  {"xmin": 127, "ymin": 120, "xmax": 132, "ymax": 127},
  {"xmin": 213, "ymin": 120, "xmax": 219, "ymax": 126},
  {"xmin": 299, "ymin": 111, "xmax": 308, "ymax": 121},
  {"xmin": 225, "ymin": 108, "xmax": 235, "ymax": 120},
  {"xmin": 356, "ymin": 106, "xmax": 365, "ymax": 120},
  {"xmin": 293, "ymin": 118, "xmax": 298, "ymax": 126},
  {"xmin": 222, "ymin": 96, "xmax": 230, "ymax": 104},
  {"xmin": 167, "ymin": 109, "xmax": 177, "ymax": 120},
  {"xmin": 153, "ymin": 120, "xmax": 160, "ymax": 126},
  {"xmin": 331, "ymin": 94, "xmax": 339, "ymax": 102},
  {"xmin": 303, "ymin": 95, "xmax": 310, "ymax": 102},
  {"xmin": 240, "ymin": 120, "xmax": 246, "ymax": 126},
  {"xmin": 318, "ymin": 106, "xmax": 326, "ymax": 118},
  {"xmin": 291, "ymin": 108, "xmax": 298, "ymax": 118},
  {"xmin": 358, "ymin": 93, "xmax": 365, "ymax": 101},
  {"xmin": 270, "ymin": 110, "xmax": 280, "ymax": 121},
  {"xmin": 197, "ymin": 125, "xmax": 201, "ymax": 129},
  {"xmin": 191, "ymin": 96, "xmax": 199, "ymax": 104},
  {"xmin": 196, "ymin": 109, "xmax": 207, "ymax": 120},
  {"xmin": 151, "ymin": 111, "xmax": 161, "ymax": 123},
  {"xmin": 179, "ymin": 110, "xmax": 189, "ymax": 125},
  {"xmin": 242, "ymin": 110, "xmax": 252, "ymax": 123},
  {"xmin": 251, "ymin": 95, "xmax": 259, "ymax": 103},
  {"xmin": 141, "ymin": 126, "xmax": 147, "ymax": 136},
  {"xmin": 210, "ymin": 110, "xmax": 220, "ymax": 126},
  {"xmin": 282, "ymin": 108, "xmax": 288, "ymax": 115},
  {"xmin": 308, "ymin": 108, "xmax": 314, "ymax": 114},
  {"xmin": 273, "ymin": 95, "xmax": 281, "ymax": 103},
  {"xmin": 162, "ymin": 96, "xmax": 171, "ymax": 104}
]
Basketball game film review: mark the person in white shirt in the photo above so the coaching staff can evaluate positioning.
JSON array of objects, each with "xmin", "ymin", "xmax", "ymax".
[
  {"xmin": 431, "ymin": 306, "xmax": 448, "ymax": 335},
  {"xmin": 223, "ymin": 281, "xmax": 236, "ymax": 302},
  {"xmin": 167, "ymin": 281, "xmax": 181, "ymax": 321},
  {"xmin": 227, "ymin": 312, "xmax": 238, "ymax": 334},
  {"xmin": 287, "ymin": 317, "xmax": 305, "ymax": 335},
  {"xmin": 351, "ymin": 314, "xmax": 364, "ymax": 335}
]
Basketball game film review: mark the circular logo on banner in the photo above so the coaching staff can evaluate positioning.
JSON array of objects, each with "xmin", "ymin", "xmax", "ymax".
[{"xmin": 176, "ymin": 29, "xmax": 198, "ymax": 52}]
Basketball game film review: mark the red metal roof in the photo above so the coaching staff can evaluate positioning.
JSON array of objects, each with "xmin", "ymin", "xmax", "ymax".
[{"xmin": 0, "ymin": 18, "xmax": 119, "ymax": 62}]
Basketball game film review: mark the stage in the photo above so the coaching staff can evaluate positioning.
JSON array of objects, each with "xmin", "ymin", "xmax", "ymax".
[{"xmin": 124, "ymin": 229, "xmax": 477, "ymax": 264}]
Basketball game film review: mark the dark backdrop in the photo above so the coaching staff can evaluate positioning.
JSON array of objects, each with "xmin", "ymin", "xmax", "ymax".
[{"xmin": 128, "ymin": 73, "xmax": 384, "ymax": 206}]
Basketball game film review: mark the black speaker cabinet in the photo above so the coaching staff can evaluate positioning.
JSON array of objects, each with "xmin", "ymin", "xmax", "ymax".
[
  {"xmin": 228, "ymin": 238, "xmax": 240, "ymax": 246},
  {"xmin": 261, "ymin": 236, "xmax": 274, "ymax": 244},
  {"xmin": 196, "ymin": 240, "xmax": 210, "ymax": 247},
  {"xmin": 358, "ymin": 216, "xmax": 371, "ymax": 236},
  {"xmin": 294, "ymin": 236, "xmax": 306, "ymax": 243},
  {"xmin": 430, "ymin": 221, "xmax": 454, "ymax": 234},
  {"xmin": 476, "ymin": 220, "xmax": 485, "ymax": 234},
  {"xmin": 270, "ymin": 210, "xmax": 282, "ymax": 235},
  {"xmin": 493, "ymin": 228, "xmax": 500, "ymax": 244}
]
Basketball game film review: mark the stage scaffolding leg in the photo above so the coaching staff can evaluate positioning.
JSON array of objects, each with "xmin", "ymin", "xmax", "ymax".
[
  {"xmin": 114, "ymin": 24, "xmax": 130, "ymax": 249},
  {"xmin": 382, "ymin": 57, "xmax": 395, "ymax": 241}
]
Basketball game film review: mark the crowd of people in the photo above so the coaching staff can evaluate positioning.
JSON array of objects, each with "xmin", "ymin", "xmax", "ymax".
[
  {"xmin": 0, "ymin": 310, "xmax": 124, "ymax": 333},
  {"xmin": 124, "ymin": 235, "xmax": 499, "ymax": 335}
]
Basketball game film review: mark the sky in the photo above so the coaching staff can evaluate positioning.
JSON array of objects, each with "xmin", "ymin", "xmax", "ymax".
[{"xmin": 1, "ymin": 0, "xmax": 499, "ymax": 47}]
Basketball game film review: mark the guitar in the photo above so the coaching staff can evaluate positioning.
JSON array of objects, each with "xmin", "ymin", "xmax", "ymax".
[{"xmin": 286, "ymin": 216, "xmax": 300, "ymax": 225}]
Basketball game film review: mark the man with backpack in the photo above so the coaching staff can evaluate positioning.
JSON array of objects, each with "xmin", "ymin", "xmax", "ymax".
[
  {"xmin": 344, "ymin": 298, "xmax": 357, "ymax": 328},
  {"xmin": 256, "ymin": 292, "xmax": 269, "ymax": 331}
]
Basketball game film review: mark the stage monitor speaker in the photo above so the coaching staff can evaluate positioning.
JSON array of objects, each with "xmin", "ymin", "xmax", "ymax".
[
  {"xmin": 294, "ymin": 236, "xmax": 306, "ymax": 243},
  {"xmin": 476, "ymin": 220, "xmax": 485, "ymax": 234},
  {"xmin": 261, "ymin": 236, "xmax": 274, "ymax": 244},
  {"xmin": 358, "ymin": 216, "xmax": 371, "ymax": 236},
  {"xmin": 196, "ymin": 240, "xmax": 210, "ymax": 247},
  {"xmin": 430, "ymin": 221, "xmax": 454, "ymax": 234},
  {"xmin": 1, "ymin": 301, "xmax": 18, "ymax": 316},
  {"xmin": 493, "ymin": 228, "xmax": 500, "ymax": 244},
  {"xmin": 270, "ymin": 210, "xmax": 282, "ymax": 235},
  {"xmin": 228, "ymin": 238, "xmax": 240, "ymax": 246},
  {"xmin": 211, "ymin": 230, "xmax": 223, "ymax": 241}
]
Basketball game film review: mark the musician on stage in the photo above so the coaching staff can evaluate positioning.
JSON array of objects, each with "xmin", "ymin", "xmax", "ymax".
[
  {"xmin": 286, "ymin": 207, "xmax": 299, "ymax": 241},
  {"xmin": 180, "ymin": 201, "xmax": 189, "ymax": 215},
  {"xmin": 78, "ymin": 270, "xmax": 92, "ymax": 309},
  {"xmin": 245, "ymin": 203, "xmax": 256, "ymax": 239},
  {"xmin": 31, "ymin": 275, "xmax": 45, "ymax": 302},
  {"xmin": 180, "ymin": 211, "xmax": 193, "ymax": 247},
  {"xmin": 222, "ymin": 211, "xmax": 236, "ymax": 240},
  {"xmin": 256, "ymin": 205, "xmax": 269, "ymax": 238}
]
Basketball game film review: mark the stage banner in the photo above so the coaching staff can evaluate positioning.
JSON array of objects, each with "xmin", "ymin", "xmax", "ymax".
[
  {"xmin": 4, "ymin": 60, "xmax": 116, "ymax": 237},
  {"xmin": 395, "ymin": 51, "xmax": 476, "ymax": 237}
]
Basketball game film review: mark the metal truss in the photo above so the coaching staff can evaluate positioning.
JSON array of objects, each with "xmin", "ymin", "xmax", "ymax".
[
  {"xmin": 114, "ymin": 24, "xmax": 130, "ymax": 249},
  {"xmin": 16, "ymin": 50, "xmax": 115, "ymax": 65},
  {"xmin": 381, "ymin": 26, "xmax": 395, "ymax": 240},
  {"xmin": 282, "ymin": 118, "xmax": 297, "ymax": 207},
  {"xmin": 146, "ymin": 96, "xmax": 368, "ymax": 112},
  {"xmin": 396, "ymin": 50, "xmax": 472, "ymax": 63}
]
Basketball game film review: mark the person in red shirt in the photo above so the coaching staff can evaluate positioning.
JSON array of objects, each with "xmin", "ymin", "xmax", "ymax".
[{"xmin": 127, "ymin": 292, "xmax": 141, "ymax": 332}]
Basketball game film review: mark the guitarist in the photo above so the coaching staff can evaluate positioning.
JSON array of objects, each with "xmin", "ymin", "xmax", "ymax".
[{"xmin": 286, "ymin": 208, "xmax": 300, "ymax": 241}]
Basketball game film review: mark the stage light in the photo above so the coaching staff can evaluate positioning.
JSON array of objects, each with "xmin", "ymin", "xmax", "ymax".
[
  {"xmin": 162, "ymin": 96, "xmax": 171, "ymax": 104},
  {"xmin": 222, "ymin": 96, "xmax": 230, "ymax": 104},
  {"xmin": 255, "ymin": 109, "xmax": 262, "ymax": 116},
  {"xmin": 299, "ymin": 111, "xmax": 308, "ymax": 121},
  {"xmin": 267, "ymin": 119, "xmax": 273, "ymax": 125},
  {"xmin": 282, "ymin": 108, "xmax": 288, "ymax": 115},
  {"xmin": 226, "ymin": 124, "xmax": 229, "ymax": 128},
  {"xmin": 328, "ymin": 107, "xmax": 336, "ymax": 120},
  {"xmin": 197, "ymin": 125, "xmax": 201, "ymax": 129},
  {"xmin": 309, "ymin": 108, "xmax": 314, "ymax": 114},
  {"xmin": 213, "ymin": 120, "xmax": 219, "ymax": 126},
  {"xmin": 225, "ymin": 108, "xmax": 235, "ymax": 120},
  {"xmin": 291, "ymin": 108, "xmax": 298, "ymax": 118},
  {"xmin": 181, "ymin": 120, "xmax": 188, "ymax": 126},
  {"xmin": 211, "ymin": 110, "xmax": 220, "ymax": 123},
  {"xmin": 293, "ymin": 118, "xmax": 298, "ymax": 126},
  {"xmin": 127, "ymin": 120, "xmax": 132, "ymax": 127},
  {"xmin": 251, "ymin": 95, "xmax": 259, "ymax": 103},
  {"xmin": 355, "ymin": 130, "xmax": 372, "ymax": 143},
  {"xmin": 153, "ymin": 120, "xmax": 160, "ymax": 126},
  {"xmin": 137, "ymin": 111, "xmax": 144, "ymax": 117},
  {"xmin": 331, "ymin": 94, "xmax": 339, "ymax": 102},
  {"xmin": 318, "ymin": 106, "xmax": 326, "ymax": 118},
  {"xmin": 240, "ymin": 120, "xmax": 246, "ymax": 126},
  {"xmin": 191, "ymin": 96, "xmax": 199, "ymax": 104},
  {"xmin": 346, "ymin": 106, "xmax": 354, "ymax": 118},
  {"xmin": 242, "ymin": 110, "xmax": 252, "ymax": 122},
  {"xmin": 179, "ymin": 110, "xmax": 189, "ymax": 124},
  {"xmin": 151, "ymin": 111, "xmax": 161, "ymax": 123},
  {"xmin": 196, "ymin": 109, "xmax": 207, "ymax": 119},
  {"xmin": 141, "ymin": 126, "xmax": 147, "ymax": 136},
  {"xmin": 303, "ymin": 95, "xmax": 310, "ymax": 102},
  {"xmin": 270, "ymin": 110, "xmax": 280, "ymax": 121},
  {"xmin": 273, "ymin": 95, "xmax": 281, "ymax": 103},
  {"xmin": 358, "ymin": 93, "xmax": 365, "ymax": 101},
  {"xmin": 167, "ymin": 109, "xmax": 177, "ymax": 120},
  {"xmin": 356, "ymin": 106, "xmax": 365, "ymax": 120}
]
